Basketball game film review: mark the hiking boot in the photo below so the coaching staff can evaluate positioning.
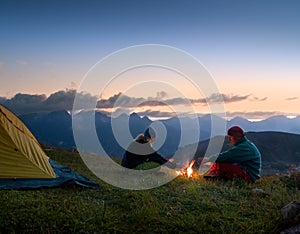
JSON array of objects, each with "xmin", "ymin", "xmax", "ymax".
[{"xmin": 203, "ymin": 172, "xmax": 221, "ymax": 180}]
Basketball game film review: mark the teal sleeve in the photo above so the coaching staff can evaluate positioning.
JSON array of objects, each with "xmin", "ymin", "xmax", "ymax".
[{"xmin": 215, "ymin": 144, "xmax": 253, "ymax": 163}]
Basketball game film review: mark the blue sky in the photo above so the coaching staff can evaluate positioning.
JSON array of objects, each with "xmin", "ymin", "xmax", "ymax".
[{"xmin": 1, "ymin": 0, "xmax": 300, "ymax": 119}]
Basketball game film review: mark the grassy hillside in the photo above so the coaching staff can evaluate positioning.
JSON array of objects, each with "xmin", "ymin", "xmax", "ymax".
[{"xmin": 1, "ymin": 149, "xmax": 299, "ymax": 233}]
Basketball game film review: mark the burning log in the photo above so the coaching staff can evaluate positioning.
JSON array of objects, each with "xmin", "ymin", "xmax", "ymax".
[{"xmin": 176, "ymin": 160, "xmax": 195, "ymax": 178}]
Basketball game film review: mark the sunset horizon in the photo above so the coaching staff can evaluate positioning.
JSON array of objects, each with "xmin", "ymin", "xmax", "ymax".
[{"xmin": 1, "ymin": 0, "xmax": 300, "ymax": 121}]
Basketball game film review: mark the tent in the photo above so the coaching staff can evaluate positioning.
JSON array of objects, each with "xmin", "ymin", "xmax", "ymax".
[{"xmin": 0, "ymin": 105, "xmax": 99, "ymax": 189}]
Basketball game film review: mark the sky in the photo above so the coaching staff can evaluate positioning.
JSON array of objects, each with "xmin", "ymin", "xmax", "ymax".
[{"xmin": 1, "ymin": 0, "xmax": 300, "ymax": 120}]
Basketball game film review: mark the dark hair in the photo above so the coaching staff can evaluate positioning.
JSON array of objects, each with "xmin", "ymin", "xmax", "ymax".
[
  {"xmin": 227, "ymin": 126, "xmax": 245, "ymax": 137},
  {"xmin": 144, "ymin": 127, "xmax": 156, "ymax": 139}
]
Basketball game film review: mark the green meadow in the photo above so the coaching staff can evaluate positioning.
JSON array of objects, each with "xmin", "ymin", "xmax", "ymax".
[{"xmin": 1, "ymin": 149, "xmax": 299, "ymax": 233}]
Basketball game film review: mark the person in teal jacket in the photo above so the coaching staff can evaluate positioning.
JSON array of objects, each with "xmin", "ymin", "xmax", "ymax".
[{"xmin": 204, "ymin": 126, "xmax": 261, "ymax": 183}]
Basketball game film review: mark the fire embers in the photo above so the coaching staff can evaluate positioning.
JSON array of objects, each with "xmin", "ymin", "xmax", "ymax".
[{"xmin": 176, "ymin": 160, "xmax": 195, "ymax": 178}]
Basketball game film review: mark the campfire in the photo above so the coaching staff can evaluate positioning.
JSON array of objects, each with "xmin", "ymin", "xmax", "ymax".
[{"xmin": 176, "ymin": 160, "xmax": 195, "ymax": 178}]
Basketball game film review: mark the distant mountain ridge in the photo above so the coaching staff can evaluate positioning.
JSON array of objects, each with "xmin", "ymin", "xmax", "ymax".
[
  {"xmin": 18, "ymin": 110, "xmax": 300, "ymax": 174},
  {"xmin": 19, "ymin": 110, "xmax": 300, "ymax": 148},
  {"xmin": 229, "ymin": 115, "xmax": 300, "ymax": 135},
  {"xmin": 18, "ymin": 110, "xmax": 300, "ymax": 167}
]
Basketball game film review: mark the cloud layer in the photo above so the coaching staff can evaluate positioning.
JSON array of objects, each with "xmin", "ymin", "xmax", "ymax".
[
  {"xmin": 96, "ymin": 92, "xmax": 256, "ymax": 109},
  {"xmin": 0, "ymin": 89, "xmax": 97, "ymax": 115},
  {"xmin": 286, "ymin": 97, "xmax": 298, "ymax": 101},
  {"xmin": 0, "ymin": 90, "xmax": 281, "ymax": 120}
]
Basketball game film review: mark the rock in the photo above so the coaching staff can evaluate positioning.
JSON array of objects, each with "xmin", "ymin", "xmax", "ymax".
[
  {"xmin": 280, "ymin": 224, "xmax": 300, "ymax": 234},
  {"xmin": 281, "ymin": 201, "xmax": 300, "ymax": 220}
]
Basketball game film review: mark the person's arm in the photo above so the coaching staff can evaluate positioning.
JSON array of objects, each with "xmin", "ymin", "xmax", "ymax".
[
  {"xmin": 202, "ymin": 144, "xmax": 249, "ymax": 163},
  {"xmin": 148, "ymin": 152, "xmax": 168, "ymax": 164},
  {"xmin": 148, "ymin": 152, "xmax": 176, "ymax": 169},
  {"xmin": 215, "ymin": 144, "xmax": 253, "ymax": 163}
]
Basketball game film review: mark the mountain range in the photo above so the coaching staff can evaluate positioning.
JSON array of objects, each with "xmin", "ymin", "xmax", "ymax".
[{"xmin": 19, "ymin": 110, "xmax": 300, "ymax": 174}]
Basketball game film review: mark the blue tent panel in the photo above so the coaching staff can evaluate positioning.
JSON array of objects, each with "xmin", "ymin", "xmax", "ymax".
[{"xmin": 0, "ymin": 159, "xmax": 99, "ymax": 190}]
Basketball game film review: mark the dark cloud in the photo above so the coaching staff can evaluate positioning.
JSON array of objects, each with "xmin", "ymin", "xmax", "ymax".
[
  {"xmin": 1, "ymin": 89, "xmax": 97, "ymax": 115},
  {"xmin": 226, "ymin": 111, "xmax": 282, "ymax": 120},
  {"xmin": 97, "ymin": 92, "xmax": 142, "ymax": 108},
  {"xmin": 97, "ymin": 93, "xmax": 169, "ymax": 109},
  {"xmin": 154, "ymin": 91, "xmax": 168, "ymax": 100},
  {"xmin": 203, "ymin": 93, "xmax": 251, "ymax": 104},
  {"xmin": 4, "ymin": 93, "xmax": 46, "ymax": 114},
  {"xmin": 250, "ymin": 96, "xmax": 268, "ymax": 102},
  {"xmin": 286, "ymin": 97, "xmax": 298, "ymax": 101},
  {"xmin": 166, "ymin": 97, "xmax": 192, "ymax": 106},
  {"xmin": 44, "ymin": 90, "xmax": 76, "ymax": 110},
  {"xmin": 188, "ymin": 93, "xmax": 251, "ymax": 105},
  {"xmin": 96, "ymin": 92, "xmax": 257, "ymax": 109},
  {"xmin": 138, "ymin": 100, "xmax": 168, "ymax": 107},
  {"xmin": 135, "ymin": 109, "xmax": 178, "ymax": 118},
  {"xmin": 1, "ymin": 90, "xmax": 269, "ymax": 117}
]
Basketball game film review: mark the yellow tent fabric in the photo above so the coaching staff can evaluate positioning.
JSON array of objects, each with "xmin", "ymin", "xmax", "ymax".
[{"xmin": 0, "ymin": 105, "xmax": 55, "ymax": 178}]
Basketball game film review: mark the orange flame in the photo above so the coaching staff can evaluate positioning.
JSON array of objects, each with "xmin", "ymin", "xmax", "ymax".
[
  {"xmin": 186, "ymin": 160, "xmax": 195, "ymax": 177},
  {"xmin": 176, "ymin": 160, "xmax": 195, "ymax": 178}
]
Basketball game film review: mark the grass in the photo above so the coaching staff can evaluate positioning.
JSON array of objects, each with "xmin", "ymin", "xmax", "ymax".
[{"xmin": 1, "ymin": 148, "xmax": 300, "ymax": 233}]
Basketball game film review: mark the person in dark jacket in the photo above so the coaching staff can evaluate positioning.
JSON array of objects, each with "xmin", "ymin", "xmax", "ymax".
[
  {"xmin": 204, "ymin": 126, "xmax": 261, "ymax": 183},
  {"xmin": 121, "ymin": 127, "xmax": 175, "ymax": 169}
]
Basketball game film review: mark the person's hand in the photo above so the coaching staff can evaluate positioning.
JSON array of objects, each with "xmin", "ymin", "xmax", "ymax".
[
  {"xmin": 200, "ymin": 157, "xmax": 213, "ymax": 166},
  {"xmin": 168, "ymin": 158, "xmax": 174, "ymax": 163},
  {"xmin": 204, "ymin": 161, "xmax": 213, "ymax": 166}
]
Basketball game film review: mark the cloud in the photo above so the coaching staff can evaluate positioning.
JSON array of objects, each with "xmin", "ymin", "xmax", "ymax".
[
  {"xmin": 16, "ymin": 59, "xmax": 28, "ymax": 66},
  {"xmin": 166, "ymin": 97, "xmax": 192, "ymax": 106},
  {"xmin": 4, "ymin": 93, "xmax": 46, "ymax": 114},
  {"xmin": 1, "ymin": 89, "xmax": 98, "ymax": 115},
  {"xmin": 44, "ymin": 90, "xmax": 77, "ymax": 110},
  {"xmin": 203, "ymin": 93, "xmax": 251, "ymax": 104},
  {"xmin": 226, "ymin": 111, "xmax": 283, "ymax": 120},
  {"xmin": 97, "ymin": 93, "xmax": 190, "ymax": 109},
  {"xmin": 286, "ymin": 97, "xmax": 298, "ymax": 101},
  {"xmin": 134, "ymin": 109, "xmax": 178, "ymax": 118},
  {"xmin": 2, "ymin": 90, "xmax": 269, "ymax": 117},
  {"xmin": 250, "ymin": 96, "xmax": 268, "ymax": 102},
  {"xmin": 96, "ymin": 92, "xmax": 258, "ymax": 109},
  {"xmin": 97, "ymin": 92, "xmax": 122, "ymax": 108},
  {"xmin": 97, "ymin": 93, "xmax": 144, "ymax": 109},
  {"xmin": 154, "ymin": 91, "xmax": 168, "ymax": 100},
  {"xmin": 70, "ymin": 82, "xmax": 77, "ymax": 89}
]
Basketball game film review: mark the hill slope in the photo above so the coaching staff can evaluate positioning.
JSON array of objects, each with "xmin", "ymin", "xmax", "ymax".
[{"xmin": 0, "ymin": 148, "xmax": 299, "ymax": 233}]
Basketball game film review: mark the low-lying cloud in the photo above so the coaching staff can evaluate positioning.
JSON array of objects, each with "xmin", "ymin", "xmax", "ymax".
[
  {"xmin": 0, "ymin": 89, "xmax": 97, "ymax": 115},
  {"xmin": 0, "ymin": 90, "xmax": 269, "ymax": 117},
  {"xmin": 226, "ymin": 111, "xmax": 284, "ymax": 120},
  {"xmin": 286, "ymin": 97, "xmax": 298, "ymax": 101},
  {"xmin": 96, "ymin": 92, "xmax": 257, "ymax": 109}
]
